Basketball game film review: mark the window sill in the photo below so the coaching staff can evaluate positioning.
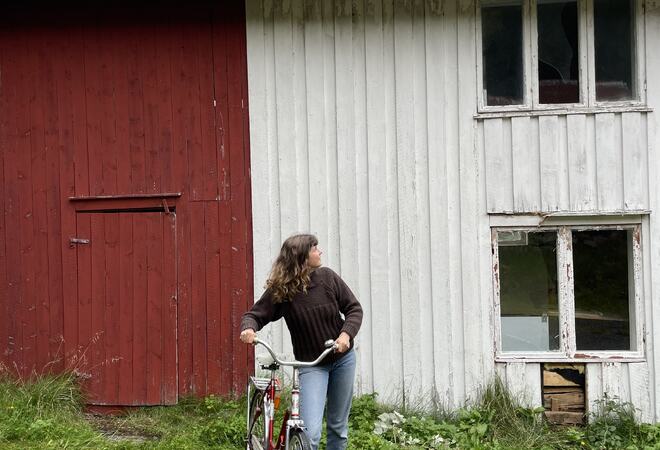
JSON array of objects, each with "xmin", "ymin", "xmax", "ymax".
[
  {"xmin": 496, "ymin": 352, "xmax": 645, "ymax": 363},
  {"xmin": 475, "ymin": 105, "xmax": 652, "ymax": 120}
]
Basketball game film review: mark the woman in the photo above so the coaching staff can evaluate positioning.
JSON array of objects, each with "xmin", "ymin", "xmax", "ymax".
[{"xmin": 240, "ymin": 234, "xmax": 363, "ymax": 450}]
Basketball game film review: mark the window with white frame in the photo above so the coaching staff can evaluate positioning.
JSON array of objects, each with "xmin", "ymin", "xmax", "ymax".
[
  {"xmin": 478, "ymin": 0, "xmax": 642, "ymax": 110},
  {"xmin": 492, "ymin": 225, "xmax": 643, "ymax": 359}
]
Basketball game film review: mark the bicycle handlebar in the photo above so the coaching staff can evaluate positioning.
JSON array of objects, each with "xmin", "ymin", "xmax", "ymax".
[{"xmin": 253, "ymin": 337, "xmax": 338, "ymax": 368}]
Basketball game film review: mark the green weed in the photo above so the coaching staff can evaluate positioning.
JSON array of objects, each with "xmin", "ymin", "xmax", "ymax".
[{"xmin": 2, "ymin": 368, "xmax": 660, "ymax": 450}]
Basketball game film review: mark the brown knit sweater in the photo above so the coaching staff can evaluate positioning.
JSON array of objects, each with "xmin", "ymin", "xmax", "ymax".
[{"xmin": 240, "ymin": 267, "xmax": 363, "ymax": 363}]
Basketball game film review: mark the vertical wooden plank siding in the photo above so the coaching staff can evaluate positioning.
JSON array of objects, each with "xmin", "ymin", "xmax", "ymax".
[
  {"xmin": 585, "ymin": 364, "xmax": 603, "ymax": 414},
  {"xmin": 75, "ymin": 213, "xmax": 93, "ymax": 375},
  {"xmin": 393, "ymin": 0, "xmax": 423, "ymax": 405},
  {"xmin": 161, "ymin": 213, "xmax": 178, "ymax": 404},
  {"xmin": 483, "ymin": 111, "xmax": 650, "ymax": 213},
  {"xmin": 483, "ymin": 118, "xmax": 512, "ymax": 212},
  {"xmin": 622, "ymin": 112, "xmax": 649, "ymax": 210},
  {"xmin": 204, "ymin": 203, "xmax": 222, "ymax": 395},
  {"xmin": 645, "ymin": 1, "xmax": 660, "ymax": 422},
  {"xmin": 103, "ymin": 214, "xmax": 121, "ymax": 403},
  {"xmin": 567, "ymin": 115, "xmax": 595, "ymax": 210},
  {"xmin": 351, "ymin": 0, "xmax": 373, "ymax": 394},
  {"xmin": 58, "ymin": 27, "xmax": 80, "ymax": 370},
  {"xmin": 0, "ymin": 30, "xmax": 8, "ymax": 368},
  {"xmin": 190, "ymin": 202, "xmax": 208, "ymax": 395},
  {"xmin": 602, "ymin": 362, "xmax": 623, "ymax": 399},
  {"xmin": 18, "ymin": 31, "xmax": 37, "ymax": 374},
  {"xmin": 31, "ymin": 28, "xmax": 52, "ymax": 372},
  {"xmin": 413, "ymin": 0, "xmax": 435, "ymax": 401},
  {"xmin": 361, "ymin": 0, "xmax": 404, "ymax": 401},
  {"xmin": 425, "ymin": 0, "xmax": 451, "ymax": 405},
  {"xmin": 457, "ymin": 0, "xmax": 485, "ymax": 402},
  {"xmin": 245, "ymin": 0, "xmax": 657, "ymax": 414},
  {"xmin": 511, "ymin": 116, "xmax": 540, "ymax": 211},
  {"xmin": 1, "ymin": 29, "xmax": 21, "ymax": 367},
  {"xmin": 0, "ymin": 3, "xmax": 252, "ymax": 402},
  {"xmin": 43, "ymin": 25, "xmax": 65, "ymax": 374},
  {"xmin": 538, "ymin": 115, "xmax": 562, "ymax": 211},
  {"xmin": 132, "ymin": 215, "xmax": 149, "ymax": 403},
  {"xmin": 503, "ymin": 362, "xmax": 542, "ymax": 408},
  {"xmin": 246, "ymin": 0, "xmax": 492, "ymax": 408},
  {"xmin": 595, "ymin": 113, "xmax": 622, "ymax": 210},
  {"xmin": 227, "ymin": 0, "xmax": 253, "ymax": 393},
  {"xmin": 89, "ymin": 214, "xmax": 107, "ymax": 401},
  {"xmin": 118, "ymin": 214, "xmax": 135, "ymax": 405}
]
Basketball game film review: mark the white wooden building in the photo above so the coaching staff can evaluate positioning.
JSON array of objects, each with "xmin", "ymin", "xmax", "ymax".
[{"xmin": 245, "ymin": 0, "xmax": 660, "ymax": 421}]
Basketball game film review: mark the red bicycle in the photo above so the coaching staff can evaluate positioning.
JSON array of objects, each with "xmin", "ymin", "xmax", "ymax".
[{"xmin": 246, "ymin": 337, "xmax": 336, "ymax": 450}]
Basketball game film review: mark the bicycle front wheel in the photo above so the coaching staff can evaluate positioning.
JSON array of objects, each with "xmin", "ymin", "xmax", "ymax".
[
  {"xmin": 248, "ymin": 390, "xmax": 266, "ymax": 450},
  {"xmin": 288, "ymin": 429, "xmax": 312, "ymax": 450}
]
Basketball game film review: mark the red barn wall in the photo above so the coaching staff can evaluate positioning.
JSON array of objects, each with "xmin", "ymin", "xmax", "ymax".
[{"xmin": 0, "ymin": 1, "xmax": 253, "ymax": 403}]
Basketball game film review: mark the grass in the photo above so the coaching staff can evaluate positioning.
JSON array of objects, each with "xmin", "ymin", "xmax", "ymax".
[
  {"xmin": 0, "ymin": 366, "xmax": 246, "ymax": 450},
  {"xmin": 2, "ymin": 367, "xmax": 660, "ymax": 450}
]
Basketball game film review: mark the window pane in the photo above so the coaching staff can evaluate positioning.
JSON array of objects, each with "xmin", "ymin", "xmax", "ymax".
[
  {"xmin": 594, "ymin": 0, "xmax": 634, "ymax": 101},
  {"xmin": 537, "ymin": 0, "xmax": 579, "ymax": 104},
  {"xmin": 482, "ymin": 2, "xmax": 524, "ymax": 106},
  {"xmin": 499, "ymin": 231, "xmax": 559, "ymax": 351},
  {"xmin": 573, "ymin": 230, "xmax": 631, "ymax": 351}
]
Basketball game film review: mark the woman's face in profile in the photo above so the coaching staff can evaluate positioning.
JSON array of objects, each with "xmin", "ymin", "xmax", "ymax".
[{"xmin": 307, "ymin": 245, "xmax": 323, "ymax": 268}]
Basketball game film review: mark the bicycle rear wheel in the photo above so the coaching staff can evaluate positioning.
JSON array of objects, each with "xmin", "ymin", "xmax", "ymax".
[
  {"xmin": 288, "ymin": 429, "xmax": 312, "ymax": 450},
  {"xmin": 247, "ymin": 390, "xmax": 266, "ymax": 450}
]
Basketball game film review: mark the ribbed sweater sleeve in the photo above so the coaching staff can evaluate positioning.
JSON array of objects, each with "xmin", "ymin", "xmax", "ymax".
[
  {"xmin": 240, "ymin": 290, "xmax": 283, "ymax": 332},
  {"xmin": 329, "ymin": 270, "xmax": 363, "ymax": 339}
]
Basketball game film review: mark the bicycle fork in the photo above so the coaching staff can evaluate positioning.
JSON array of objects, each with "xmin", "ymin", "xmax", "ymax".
[{"xmin": 282, "ymin": 367, "xmax": 305, "ymax": 449}]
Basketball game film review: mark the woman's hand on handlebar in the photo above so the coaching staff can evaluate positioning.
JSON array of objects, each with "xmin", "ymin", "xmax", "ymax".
[
  {"xmin": 335, "ymin": 332, "xmax": 351, "ymax": 353},
  {"xmin": 240, "ymin": 328, "xmax": 256, "ymax": 344}
]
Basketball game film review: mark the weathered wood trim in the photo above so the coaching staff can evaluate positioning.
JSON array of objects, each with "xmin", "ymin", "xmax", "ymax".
[
  {"xmin": 69, "ymin": 192, "xmax": 182, "ymax": 201},
  {"xmin": 493, "ymin": 223, "xmax": 644, "ymax": 361},
  {"xmin": 632, "ymin": 225, "xmax": 645, "ymax": 353},
  {"xmin": 558, "ymin": 226, "xmax": 576, "ymax": 356},
  {"xmin": 476, "ymin": 0, "xmax": 648, "ymax": 112},
  {"xmin": 498, "ymin": 356, "xmax": 645, "ymax": 363},
  {"xmin": 491, "ymin": 229, "xmax": 502, "ymax": 356},
  {"xmin": 475, "ymin": 106, "xmax": 653, "ymax": 119}
]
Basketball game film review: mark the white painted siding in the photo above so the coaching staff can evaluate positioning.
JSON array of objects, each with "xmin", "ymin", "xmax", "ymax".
[
  {"xmin": 645, "ymin": 0, "xmax": 660, "ymax": 423},
  {"xmin": 481, "ymin": 112, "xmax": 650, "ymax": 213},
  {"xmin": 245, "ymin": 0, "xmax": 660, "ymax": 419},
  {"xmin": 247, "ymin": 0, "xmax": 489, "ymax": 409}
]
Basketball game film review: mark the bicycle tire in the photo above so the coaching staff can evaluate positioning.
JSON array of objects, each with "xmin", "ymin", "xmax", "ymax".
[
  {"xmin": 247, "ymin": 390, "xmax": 266, "ymax": 450},
  {"xmin": 288, "ymin": 428, "xmax": 312, "ymax": 450}
]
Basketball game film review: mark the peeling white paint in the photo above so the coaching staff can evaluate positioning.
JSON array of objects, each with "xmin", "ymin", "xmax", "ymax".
[{"xmin": 245, "ymin": 0, "xmax": 660, "ymax": 420}]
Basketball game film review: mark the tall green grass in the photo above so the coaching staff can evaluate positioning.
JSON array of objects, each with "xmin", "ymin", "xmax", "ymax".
[
  {"xmin": 2, "ymin": 366, "xmax": 660, "ymax": 449},
  {"xmin": 0, "ymin": 367, "xmax": 106, "ymax": 449}
]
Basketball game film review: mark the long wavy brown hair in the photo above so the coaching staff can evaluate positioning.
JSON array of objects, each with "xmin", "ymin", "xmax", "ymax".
[{"xmin": 266, "ymin": 234, "xmax": 319, "ymax": 303}]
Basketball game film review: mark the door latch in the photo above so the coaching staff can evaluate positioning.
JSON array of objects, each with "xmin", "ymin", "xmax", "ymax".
[{"xmin": 69, "ymin": 238, "xmax": 90, "ymax": 248}]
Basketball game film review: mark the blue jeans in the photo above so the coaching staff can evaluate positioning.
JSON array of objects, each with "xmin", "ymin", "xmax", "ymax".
[{"xmin": 299, "ymin": 349, "xmax": 356, "ymax": 450}]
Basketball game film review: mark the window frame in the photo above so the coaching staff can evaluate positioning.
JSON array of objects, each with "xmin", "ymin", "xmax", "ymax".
[
  {"xmin": 476, "ymin": 0, "xmax": 646, "ymax": 113},
  {"xmin": 491, "ymin": 222, "xmax": 644, "ymax": 362}
]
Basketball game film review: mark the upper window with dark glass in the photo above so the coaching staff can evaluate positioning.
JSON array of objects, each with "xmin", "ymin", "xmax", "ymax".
[
  {"xmin": 479, "ymin": 0, "xmax": 641, "ymax": 110},
  {"xmin": 537, "ymin": 0, "xmax": 579, "ymax": 104},
  {"xmin": 594, "ymin": 0, "xmax": 635, "ymax": 101},
  {"xmin": 481, "ymin": 1, "xmax": 524, "ymax": 106}
]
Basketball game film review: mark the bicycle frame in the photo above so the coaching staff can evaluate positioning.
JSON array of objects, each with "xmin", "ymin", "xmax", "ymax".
[{"xmin": 246, "ymin": 338, "xmax": 336, "ymax": 450}]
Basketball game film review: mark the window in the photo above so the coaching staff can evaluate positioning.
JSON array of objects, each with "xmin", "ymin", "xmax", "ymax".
[
  {"xmin": 478, "ymin": 0, "xmax": 640, "ymax": 110},
  {"xmin": 537, "ymin": 0, "xmax": 579, "ymax": 104},
  {"xmin": 492, "ymin": 225, "xmax": 643, "ymax": 360},
  {"xmin": 594, "ymin": 0, "xmax": 635, "ymax": 101},
  {"xmin": 481, "ymin": 1, "xmax": 524, "ymax": 106}
]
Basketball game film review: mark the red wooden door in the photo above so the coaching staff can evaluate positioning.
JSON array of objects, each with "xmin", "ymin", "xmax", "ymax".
[{"xmin": 75, "ymin": 211, "xmax": 177, "ymax": 405}]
